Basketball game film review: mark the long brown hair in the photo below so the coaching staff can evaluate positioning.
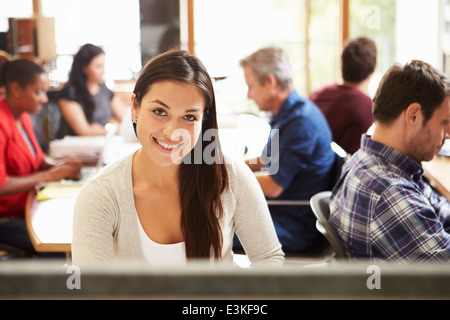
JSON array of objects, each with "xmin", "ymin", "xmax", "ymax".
[
  {"xmin": 68, "ymin": 44, "xmax": 105, "ymax": 122},
  {"xmin": 132, "ymin": 50, "xmax": 228, "ymax": 259}
]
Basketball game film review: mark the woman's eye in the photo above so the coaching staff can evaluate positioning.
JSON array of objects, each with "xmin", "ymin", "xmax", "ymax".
[
  {"xmin": 184, "ymin": 114, "xmax": 197, "ymax": 122},
  {"xmin": 153, "ymin": 109, "xmax": 166, "ymax": 116}
]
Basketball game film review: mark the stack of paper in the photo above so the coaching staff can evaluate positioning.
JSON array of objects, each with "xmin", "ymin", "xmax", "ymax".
[
  {"xmin": 36, "ymin": 183, "xmax": 83, "ymax": 201},
  {"xmin": 49, "ymin": 136, "xmax": 105, "ymax": 166}
]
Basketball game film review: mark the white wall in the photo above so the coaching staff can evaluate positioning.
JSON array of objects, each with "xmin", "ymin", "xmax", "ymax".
[
  {"xmin": 396, "ymin": 0, "xmax": 441, "ymax": 68},
  {"xmin": 0, "ymin": 0, "xmax": 33, "ymax": 31}
]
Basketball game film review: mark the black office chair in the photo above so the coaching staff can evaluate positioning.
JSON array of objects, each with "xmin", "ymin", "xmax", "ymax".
[
  {"xmin": 0, "ymin": 243, "xmax": 32, "ymax": 261},
  {"xmin": 264, "ymin": 142, "xmax": 348, "ymax": 264},
  {"xmin": 31, "ymin": 100, "xmax": 61, "ymax": 154},
  {"xmin": 0, "ymin": 218, "xmax": 35, "ymax": 260},
  {"xmin": 309, "ymin": 191, "xmax": 348, "ymax": 260}
]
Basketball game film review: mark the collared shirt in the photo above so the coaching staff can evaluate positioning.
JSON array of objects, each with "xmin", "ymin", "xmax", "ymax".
[
  {"xmin": 330, "ymin": 134, "xmax": 450, "ymax": 262},
  {"xmin": 0, "ymin": 99, "xmax": 45, "ymax": 218},
  {"xmin": 262, "ymin": 90, "xmax": 335, "ymax": 252}
]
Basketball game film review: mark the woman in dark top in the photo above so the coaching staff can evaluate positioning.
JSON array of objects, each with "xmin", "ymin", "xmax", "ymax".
[{"xmin": 57, "ymin": 44, "xmax": 126, "ymax": 138}]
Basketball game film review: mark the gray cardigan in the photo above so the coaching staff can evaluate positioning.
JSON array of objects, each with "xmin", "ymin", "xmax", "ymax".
[{"xmin": 72, "ymin": 152, "xmax": 284, "ymax": 266}]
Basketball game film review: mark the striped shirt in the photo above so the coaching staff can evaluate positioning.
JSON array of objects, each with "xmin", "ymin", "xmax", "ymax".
[{"xmin": 330, "ymin": 134, "xmax": 450, "ymax": 262}]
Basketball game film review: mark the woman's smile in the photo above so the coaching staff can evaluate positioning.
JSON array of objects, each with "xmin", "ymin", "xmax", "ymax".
[{"xmin": 153, "ymin": 137, "xmax": 184, "ymax": 153}]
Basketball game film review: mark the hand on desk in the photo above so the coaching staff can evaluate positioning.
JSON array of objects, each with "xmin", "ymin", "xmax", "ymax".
[
  {"xmin": 45, "ymin": 159, "xmax": 82, "ymax": 182},
  {"xmin": 0, "ymin": 159, "xmax": 81, "ymax": 197}
]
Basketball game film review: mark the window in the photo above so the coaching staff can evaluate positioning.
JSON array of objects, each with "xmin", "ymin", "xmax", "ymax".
[
  {"xmin": 41, "ymin": 0, "xmax": 141, "ymax": 82},
  {"xmin": 194, "ymin": 0, "xmax": 307, "ymax": 116},
  {"xmin": 349, "ymin": 0, "xmax": 396, "ymax": 97},
  {"xmin": 1, "ymin": 0, "xmax": 443, "ymax": 100},
  {"xmin": 309, "ymin": 0, "xmax": 340, "ymax": 94},
  {"xmin": 192, "ymin": 0, "xmax": 401, "ymax": 117},
  {"xmin": 0, "ymin": 0, "xmax": 33, "ymax": 32}
]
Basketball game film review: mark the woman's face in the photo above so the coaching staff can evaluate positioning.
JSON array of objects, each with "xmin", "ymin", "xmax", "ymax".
[
  {"xmin": 132, "ymin": 80, "xmax": 205, "ymax": 167},
  {"xmin": 84, "ymin": 53, "xmax": 105, "ymax": 84},
  {"xmin": 13, "ymin": 73, "xmax": 49, "ymax": 115}
]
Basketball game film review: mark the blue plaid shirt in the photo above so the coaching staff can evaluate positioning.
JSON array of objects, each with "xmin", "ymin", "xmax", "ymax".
[{"xmin": 330, "ymin": 135, "xmax": 450, "ymax": 262}]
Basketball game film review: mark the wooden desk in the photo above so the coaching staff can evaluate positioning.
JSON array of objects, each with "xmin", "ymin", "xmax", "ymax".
[
  {"xmin": 25, "ymin": 190, "xmax": 75, "ymax": 254},
  {"xmin": 422, "ymin": 155, "xmax": 450, "ymax": 201},
  {"xmin": 26, "ymin": 136, "xmax": 141, "ymax": 255}
]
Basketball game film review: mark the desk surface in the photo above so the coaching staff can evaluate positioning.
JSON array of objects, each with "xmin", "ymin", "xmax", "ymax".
[
  {"xmin": 27, "ymin": 135, "xmax": 141, "ymax": 254},
  {"xmin": 26, "ymin": 151, "xmax": 450, "ymax": 255},
  {"xmin": 25, "ymin": 190, "xmax": 75, "ymax": 253},
  {"xmin": 422, "ymin": 155, "xmax": 450, "ymax": 201}
]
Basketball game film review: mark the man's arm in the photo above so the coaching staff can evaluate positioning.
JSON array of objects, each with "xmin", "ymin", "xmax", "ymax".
[
  {"xmin": 246, "ymin": 156, "xmax": 284, "ymax": 198},
  {"xmin": 245, "ymin": 157, "xmax": 266, "ymax": 172},
  {"xmin": 254, "ymin": 171, "xmax": 284, "ymax": 198},
  {"xmin": 372, "ymin": 186, "xmax": 450, "ymax": 262}
]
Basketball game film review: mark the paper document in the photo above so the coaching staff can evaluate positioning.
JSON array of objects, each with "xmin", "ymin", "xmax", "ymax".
[{"xmin": 36, "ymin": 183, "xmax": 83, "ymax": 201}]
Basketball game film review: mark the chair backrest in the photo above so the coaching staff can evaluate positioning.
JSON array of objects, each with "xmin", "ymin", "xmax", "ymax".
[
  {"xmin": 329, "ymin": 141, "xmax": 350, "ymax": 189},
  {"xmin": 310, "ymin": 191, "xmax": 348, "ymax": 260}
]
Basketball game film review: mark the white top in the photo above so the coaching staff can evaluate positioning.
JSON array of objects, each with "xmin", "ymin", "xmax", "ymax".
[
  {"xmin": 136, "ymin": 212, "xmax": 187, "ymax": 267},
  {"xmin": 72, "ymin": 151, "xmax": 284, "ymax": 266}
]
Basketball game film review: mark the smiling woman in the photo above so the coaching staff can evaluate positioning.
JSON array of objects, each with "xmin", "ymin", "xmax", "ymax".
[
  {"xmin": 72, "ymin": 50, "xmax": 285, "ymax": 267},
  {"xmin": 132, "ymin": 81, "xmax": 204, "ymax": 166}
]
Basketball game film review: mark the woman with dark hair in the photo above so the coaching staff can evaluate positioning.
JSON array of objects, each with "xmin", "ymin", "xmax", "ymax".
[
  {"xmin": 0, "ymin": 57, "xmax": 81, "ymax": 253},
  {"xmin": 56, "ymin": 43, "xmax": 126, "ymax": 138},
  {"xmin": 72, "ymin": 50, "xmax": 284, "ymax": 266}
]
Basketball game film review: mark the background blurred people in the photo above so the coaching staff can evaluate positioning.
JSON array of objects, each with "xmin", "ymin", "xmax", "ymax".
[
  {"xmin": 311, "ymin": 37, "xmax": 377, "ymax": 154},
  {"xmin": 238, "ymin": 47, "xmax": 337, "ymax": 254},
  {"xmin": 0, "ymin": 57, "xmax": 81, "ymax": 254},
  {"xmin": 56, "ymin": 43, "xmax": 126, "ymax": 138},
  {"xmin": 330, "ymin": 60, "xmax": 450, "ymax": 262}
]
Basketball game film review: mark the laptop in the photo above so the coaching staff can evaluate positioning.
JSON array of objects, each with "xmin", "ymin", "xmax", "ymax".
[{"xmin": 61, "ymin": 124, "xmax": 118, "ymax": 185}]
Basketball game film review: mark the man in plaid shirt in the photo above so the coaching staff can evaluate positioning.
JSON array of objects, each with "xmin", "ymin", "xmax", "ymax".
[{"xmin": 330, "ymin": 60, "xmax": 450, "ymax": 262}]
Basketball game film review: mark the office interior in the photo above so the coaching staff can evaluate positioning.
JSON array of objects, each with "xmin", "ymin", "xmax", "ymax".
[{"xmin": 1, "ymin": 0, "xmax": 450, "ymax": 300}]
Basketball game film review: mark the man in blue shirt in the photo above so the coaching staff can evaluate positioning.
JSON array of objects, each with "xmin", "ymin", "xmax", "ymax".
[
  {"xmin": 238, "ymin": 47, "xmax": 337, "ymax": 253},
  {"xmin": 330, "ymin": 60, "xmax": 450, "ymax": 262}
]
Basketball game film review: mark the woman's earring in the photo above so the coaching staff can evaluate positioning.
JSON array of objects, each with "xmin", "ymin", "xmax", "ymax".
[{"xmin": 132, "ymin": 118, "xmax": 137, "ymax": 124}]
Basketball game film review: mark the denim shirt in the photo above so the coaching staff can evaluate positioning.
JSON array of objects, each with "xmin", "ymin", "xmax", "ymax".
[
  {"xmin": 262, "ymin": 91, "xmax": 335, "ymax": 252},
  {"xmin": 330, "ymin": 134, "xmax": 450, "ymax": 262}
]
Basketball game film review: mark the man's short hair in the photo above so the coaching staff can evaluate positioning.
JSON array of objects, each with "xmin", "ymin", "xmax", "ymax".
[
  {"xmin": 373, "ymin": 60, "xmax": 450, "ymax": 124},
  {"xmin": 240, "ymin": 47, "xmax": 293, "ymax": 90},
  {"xmin": 341, "ymin": 37, "xmax": 377, "ymax": 83}
]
